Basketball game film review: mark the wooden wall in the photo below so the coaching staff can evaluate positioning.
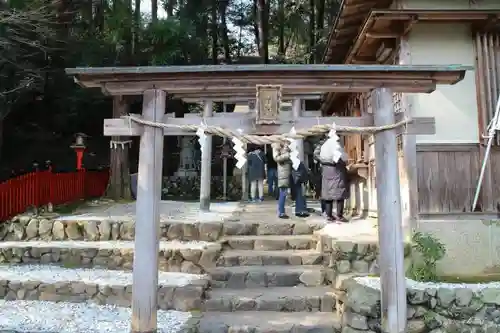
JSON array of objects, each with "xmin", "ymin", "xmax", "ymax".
[{"xmin": 416, "ymin": 143, "xmax": 500, "ymax": 214}]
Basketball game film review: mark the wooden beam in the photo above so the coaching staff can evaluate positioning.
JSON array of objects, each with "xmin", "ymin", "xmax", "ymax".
[
  {"xmin": 131, "ymin": 89, "xmax": 165, "ymax": 333},
  {"xmin": 181, "ymin": 94, "xmax": 322, "ymax": 103},
  {"xmin": 338, "ymin": 12, "xmax": 368, "ymax": 26},
  {"xmin": 395, "ymin": 114, "xmax": 435, "ymax": 135},
  {"xmin": 102, "ymin": 79, "xmax": 438, "ymax": 95},
  {"xmin": 103, "ymin": 112, "xmax": 435, "ymax": 136},
  {"xmin": 365, "ymin": 32, "xmax": 399, "ymax": 39},
  {"xmin": 371, "ymin": 9, "xmax": 500, "ymax": 22},
  {"xmin": 372, "ymin": 87, "xmax": 407, "ymax": 333},
  {"xmin": 336, "ymin": 25, "xmax": 362, "ymax": 36},
  {"xmin": 343, "ymin": 1, "xmax": 377, "ymax": 15},
  {"xmin": 104, "ymin": 114, "xmax": 375, "ymax": 136},
  {"xmin": 200, "ymin": 101, "xmax": 213, "ymax": 211},
  {"xmin": 376, "ymin": 46, "xmax": 394, "ymax": 64}
]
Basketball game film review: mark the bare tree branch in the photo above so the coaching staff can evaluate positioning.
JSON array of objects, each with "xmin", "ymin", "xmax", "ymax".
[{"xmin": 0, "ymin": 1, "xmax": 57, "ymax": 117}]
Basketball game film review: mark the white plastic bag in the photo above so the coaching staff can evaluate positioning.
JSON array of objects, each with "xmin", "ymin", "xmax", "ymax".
[
  {"xmin": 320, "ymin": 137, "xmax": 346, "ymax": 163},
  {"xmin": 319, "ymin": 137, "xmax": 336, "ymax": 163}
]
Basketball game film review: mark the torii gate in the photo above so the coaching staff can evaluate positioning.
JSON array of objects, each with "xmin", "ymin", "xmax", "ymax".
[{"xmin": 66, "ymin": 64, "xmax": 468, "ymax": 333}]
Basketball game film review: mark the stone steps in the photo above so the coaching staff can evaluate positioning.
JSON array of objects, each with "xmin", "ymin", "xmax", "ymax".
[
  {"xmin": 0, "ymin": 241, "xmax": 221, "ymax": 274},
  {"xmin": 2, "ymin": 217, "xmax": 326, "ymax": 242},
  {"xmin": 195, "ymin": 311, "xmax": 342, "ymax": 333},
  {"xmin": 203, "ymin": 286, "xmax": 336, "ymax": 312},
  {"xmin": 217, "ymin": 249, "xmax": 324, "ymax": 266},
  {"xmin": 208, "ymin": 265, "xmax": 327, "ymax": 288},
  {"xmin": 221, "ymin": 235, "xmax": 319, "ymax": 251},
  {"xmin": 0, "ymin": 264, "xmax": 208, "ymax": 311}
]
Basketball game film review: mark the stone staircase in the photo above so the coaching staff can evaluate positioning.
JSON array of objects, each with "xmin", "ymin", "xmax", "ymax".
[{"xmin": 0, "ymin": 201, "xmax": 381, "ymax": 333}]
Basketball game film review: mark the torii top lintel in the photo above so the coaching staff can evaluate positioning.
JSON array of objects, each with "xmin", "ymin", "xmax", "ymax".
[{"xmin": 65, "ymin": 64, "xmax": 470, "ymax": 99}]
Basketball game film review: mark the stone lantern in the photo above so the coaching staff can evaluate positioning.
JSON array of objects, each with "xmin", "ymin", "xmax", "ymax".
[{"xmin": 70, "ymin": 133, "xmax": 88, "ymax": 170}]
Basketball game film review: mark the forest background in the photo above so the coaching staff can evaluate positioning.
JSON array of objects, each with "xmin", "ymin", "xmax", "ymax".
[{"xmin": 0, "ymin": 0, "xmax": 340, "ymax": 179}]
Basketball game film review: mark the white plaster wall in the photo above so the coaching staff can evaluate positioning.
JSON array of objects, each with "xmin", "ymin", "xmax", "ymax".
[{"xmin": 406, "ymin": 24, "xmax": 479, "ymax": 144}]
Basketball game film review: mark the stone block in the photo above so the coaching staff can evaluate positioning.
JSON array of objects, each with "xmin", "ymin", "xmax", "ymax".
[
  {"xmin": 0, "ymin": 242, "xmax": 222, "ymax": 274},
  {"xmin": 0, "ymin": 278, "xmax": 205, "ymax": 312}
]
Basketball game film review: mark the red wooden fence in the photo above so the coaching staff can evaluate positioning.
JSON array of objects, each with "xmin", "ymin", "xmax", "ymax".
[{"xmin": 0, "ymin": 169, "xmax": 110, "ymax": 221}]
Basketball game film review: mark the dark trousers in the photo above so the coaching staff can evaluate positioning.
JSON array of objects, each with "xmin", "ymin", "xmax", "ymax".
[{"xmin": 323, "ymin": 199, "xmax": 345, "ymax": 218}]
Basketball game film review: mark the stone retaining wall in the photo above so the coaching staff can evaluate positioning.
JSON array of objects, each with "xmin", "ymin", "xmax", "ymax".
[
  {"xmin": 318, "ymin": 234, "xmax": 413, "ymax": 282},
  {"xmin": 0, "ymin": 243, "xmax": 221, "ymax": 274},
  {"xmin": 0, "ymin": 216, "xmax": 323, "ymax": 241},
  {"xmin": 338, "ymin": 277, "xmax": 500, "ymax": 333},
  {"xmin": 319, "ymin": 235, "xmax": 380, "ymax": 278},
  {"xmin": 0, "ymin": 279, "xmax": 207, "ymax": 311}
]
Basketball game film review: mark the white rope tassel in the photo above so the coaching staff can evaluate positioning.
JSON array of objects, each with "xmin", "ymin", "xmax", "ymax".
[{"xmin": 110, "ymin": 140, "xmax": 132, "ymax": 149}]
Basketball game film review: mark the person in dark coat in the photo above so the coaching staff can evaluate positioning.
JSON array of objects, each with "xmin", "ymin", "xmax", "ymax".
[
  {"xmin": 313, "ymin": 137, "xmax": 326, "ymax": 215},
  {"xmin": 265, "ymin": 145, "xmax": 278, "ymax": 198},
  {"xmin": 314, "ymin": 138, "xmax": 350, "ymax": 222},
  {"xmin": 291, "ymin": 161, "xmax": 310, "ymax": 217},
  {"xmin": 247, "ymin": 144, "xmax": 266, "ymax": 202}
]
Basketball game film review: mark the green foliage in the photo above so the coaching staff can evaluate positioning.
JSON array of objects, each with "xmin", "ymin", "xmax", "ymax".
[{"xmin": 407, "ymin": 232, "xmax": 446, "ymax": 282}]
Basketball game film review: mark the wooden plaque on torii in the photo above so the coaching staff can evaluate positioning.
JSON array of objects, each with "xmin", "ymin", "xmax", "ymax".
[{"xmin": 255, "ymin": 85, "xmax": 282, "ymax": 124}]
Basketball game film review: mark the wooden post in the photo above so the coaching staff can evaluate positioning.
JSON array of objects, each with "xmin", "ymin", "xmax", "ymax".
[
  {"xmin": 372, "ymin": 88, "xmax": 407, "ymax": 333},
  {"xmin": 200, "ymin": 100, "xmax": 213, "ymax": 211},
  {"xmin": 292, "ymin": 98, "xmax": 305, "ymax": 193},
  {"xmin": 399, "ymin": 38, "xmax": 419, "ymax": 233},
  {"xmin": 241, "ymin": 142, "xmax": 248, "ymax": 201},
  {"xmin": 222, "ymin": 103, "xmax": 228, "ymax": 200},
  {"xmin": 131, "ymin": 89, "xmax": 165, "ymax": 333},
  {"xmin": 292, "ymin": 98, "xmax": 305, "ymax": 161},
  {"xmin": 107, "ymin": 96, "xmax": 132, "ymax": 200}
]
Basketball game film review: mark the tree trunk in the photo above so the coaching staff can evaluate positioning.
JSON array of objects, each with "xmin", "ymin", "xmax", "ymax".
[
  {"xmin": 89, "ymin": 0, "xmax": 95, "ymax": 34},
  {"xmin": 277, "ymin": 0, "xmax": 285, "ymax": 59},
  {"xmin": 134, "ymin": 0, "xmax": 141, "ymax": 54},
  {"xmin": 152, "ymin": 0, "xmax": 158, "ymax": 22},
  {"xmin": 107, "ymin": 96, "xmax": 132, "ymax": 200},
  {"xmin": 166, "ymin": 0, "xmax": 174, "ymax": 17},
  {"xmin": 252, "ymin": 0, "xmax": 260, "ymax": 52},
  {"xmin": 211, "ymin": 0, "xmax": 218, "ymax": 64},
  {"xmin": 95, "ymin": 0, "xmax": 105, "ymax": 32},
  {"xmin": 124, "ymin": 0, "xmax": 133, "ymax": 64},
  {"xmin": 256, "ymin": 0, "xmax": 268, "ymax": 63},
  {"xmin": 315, "ymin": 0, "xmax": 325, "ymax": 63},
  {"xmin": 309, "ymin": 0, "xmax": 315, "ymax": 63},
  {"xmin": 219, "ymin": 0, "xmax": 231, "ymax": 63}
]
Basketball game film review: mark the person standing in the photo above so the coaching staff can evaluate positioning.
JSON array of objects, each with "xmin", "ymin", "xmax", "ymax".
[
  {"xmin": 314, "ymin": 137, "xmax": 350, "ymax": 222},
  {"xmin": 247, "ymin": 144, "xmax": 266, "ymax": 202},
  {"xmin": 272, "ymin": 142, "xmax": 309, "ymax": 218},
  {"xmin": 265, "ymin": 145, "xmax": 278, "ymax": 198},
  {"xmin": 313, "ymin": 137, "xmax": 326, "ymax": 215},
  {"xmin": 291, "ymin": 161, "xmax": 310, "ymax": 218}
]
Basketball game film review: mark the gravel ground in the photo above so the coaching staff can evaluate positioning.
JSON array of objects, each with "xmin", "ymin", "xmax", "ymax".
[
  {"xmin": 355, "ymin": 276, "xmax": 500, "ymax": 291},
  {"xmin": 316, "ymin": 218, "xmax": 377, "ymax": 241},
  {"xmin": 0, "ymin": 300, "xmax": 191, "ymax": 333},
  {"xmin": 0, "ymin": 264, "xmax": 207, "ymax": 287},
  {"xmin": 55, "ymin": 200, "xmax": 241, "ymax": 223},
  {"xmin": 0, "ymin": 240, "xmax": 215, "ymax": 250}
]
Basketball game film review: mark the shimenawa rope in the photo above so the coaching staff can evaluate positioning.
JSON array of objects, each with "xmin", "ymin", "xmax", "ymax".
[{"xmin": 122, "ymin": 114, "xmax": 411, "ymax": 145}]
